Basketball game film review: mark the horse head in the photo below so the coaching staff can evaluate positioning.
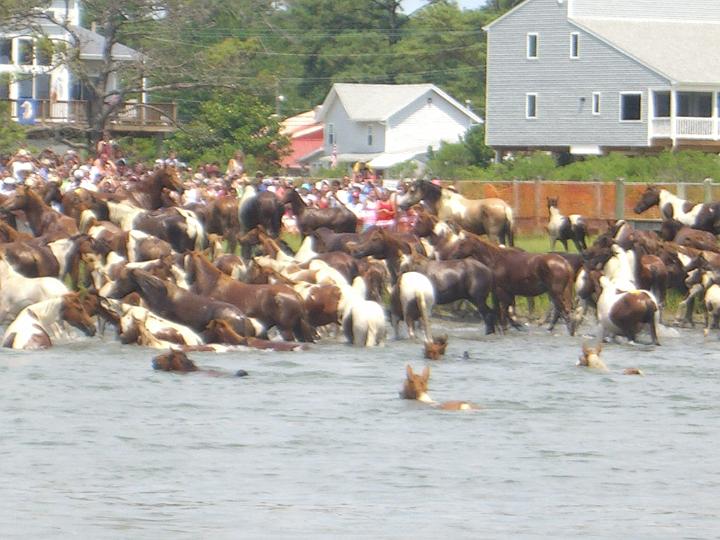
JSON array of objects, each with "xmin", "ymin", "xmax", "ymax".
[
  {"xmin": 60, "ymin": 292, "xmax": 96, "ymax": 337},
  {"xmin": 400, "ymin": 364, "xmax": 430, "ymax": 400},
  {"xmin": 634, "ymin": 186, "xmax": 660, "ymax": 214},
  {"xmin": 158, "ymin": 167, "xmax": 184, "ymax": 195},
  {"xmin": 152, "ymin": 349, "xmax": 198, "ymax": 372},
  {"xmin": 397, "ymin": 180, "xmax": 440, "ymax": 211},
  {"xmin": 547, "ymin": 196, "xmax": 559, "ymax": 210},
  {"xmin": 347, "ymin": 228, "xmax": 385, "ymax": 258},
  {"xmin": 0, "ymin": 185, "xmax": 32, "ymax": 212}
]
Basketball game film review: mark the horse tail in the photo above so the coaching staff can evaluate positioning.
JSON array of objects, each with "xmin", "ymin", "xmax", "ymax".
[
  {"xmin": 503, "ymin": 205, "xmax": 515, "ymax": 247},
  {"xmin": 415, "ymin": 288, "xmax": 431, "ymax": 343}
]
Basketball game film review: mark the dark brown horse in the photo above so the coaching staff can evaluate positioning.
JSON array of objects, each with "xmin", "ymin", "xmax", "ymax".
[
  {"xmin": 397, "ymin": 180, "xmax": 515, "ymax": 246},
  {"xmin": 239, "ymin": 190, "xmax": 284, "ymax": 238},
  {"xmin": 121, "ymin": 167, "xmax": 185, "ymax": 210},
  {"xmin": 281, "ymin": 188, "xmax": 357, "ymax": 236},
  {"xmin": 401, "ymin": 253, "xmax": 496, "ymax": 334},
  {"xmin": 184, "ymin": 252, "xmax": 315, "ymax": 342},
  {"xmin": 445, "ymin": 235, "xmax": 575, "ymax": 334},
  {"xmin": 659, "ymin": 219, "xmax": 719, "ymax": 252}
]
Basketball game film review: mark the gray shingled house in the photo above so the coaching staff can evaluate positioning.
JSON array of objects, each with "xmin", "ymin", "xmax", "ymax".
[{"xmin": 484, "ymin": 0, "xmax": 720, "ymax": 157}]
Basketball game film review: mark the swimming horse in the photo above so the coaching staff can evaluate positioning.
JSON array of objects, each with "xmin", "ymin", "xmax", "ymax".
[
  {"xmin": 634, "ymin": 185, "xmax": 720, "ymax": 234},
  {"xmin": 396, "ymin": 180, "xmax": 515, "ymax": 246}
]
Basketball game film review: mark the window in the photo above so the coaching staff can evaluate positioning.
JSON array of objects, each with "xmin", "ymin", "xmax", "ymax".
[
  {"xmin": 16, "ymin": 77, "xmax": 33, "ymax": 99},
  {"xmin": 570, "ymin": 33, "xmax": 579, "ymax": 59},
  {"xmin": 0, "ymin": 39, "xmax": 11, "ymax": 64},
  {"xmin": 592, "ymin": 92, "xmax": 601, "ymax": 115},
  {"xmin": 327, "ymin": 123, "xmax": 335, "ymax": 145},
  {"xmin": 0, "ymin": 77, "xmax": 8, "ymax": 99},
  {"xmin": 654, "ymin": 91, "xmax": 671, "ymax": 118},
  {"xmin": 35, "ymin": 40, "xmax": 52, "ymax": 67},
  {"xmin": 620, "ymin": 92, "xmax": 642, "ymax": 121},
  {"xmin": 35, "ymin": 73, "xmax": 51, "ymax": 100},
  {"xmin": 16, "ymin": 39, "xmax": 33, "ymax": 65},
  {"xmin": 367, "ymin": 125, "xmax": 373, "ymax": 146},
  {"xmin": 677, "ymin": 92, "xmax": 712, "ymax": 118},
  {"xmin": 526, "ymin": 93, "xmax": 537, "ymax": 118},
  {"xmin": 527, "ymin": 33, "xmax": 538, "ymax": 59}
]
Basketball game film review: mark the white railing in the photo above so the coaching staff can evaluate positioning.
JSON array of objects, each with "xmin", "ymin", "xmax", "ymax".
[{"xmin": 651, "ymin": 117, "xmax": 719, "ymax": 140}]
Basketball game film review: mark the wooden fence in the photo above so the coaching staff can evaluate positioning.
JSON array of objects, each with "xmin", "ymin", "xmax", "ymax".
[{"xmin": 453, "ymin": 179, "xmax": 717, "ymax": 234}]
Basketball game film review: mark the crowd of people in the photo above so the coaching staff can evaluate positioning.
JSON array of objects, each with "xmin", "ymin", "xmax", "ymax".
[{"xmin": 0, "ymin": 140, "xmax": 421, "ymax": 232}]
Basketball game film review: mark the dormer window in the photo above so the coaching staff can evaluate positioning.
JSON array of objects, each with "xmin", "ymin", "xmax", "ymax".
[{"xmin": 527, "ymin": 33, "xmax": 538, "ymax": 59}]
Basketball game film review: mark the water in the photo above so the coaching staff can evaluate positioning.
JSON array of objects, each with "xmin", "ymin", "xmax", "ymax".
[{"xmin": 2, "ymin": 321, "xmax": 720, "ymax": 539}]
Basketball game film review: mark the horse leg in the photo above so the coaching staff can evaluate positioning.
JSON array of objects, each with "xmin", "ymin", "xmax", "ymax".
[{"xmin": 561, "ymin": 238, "xmax": 569, "ymax": 252}]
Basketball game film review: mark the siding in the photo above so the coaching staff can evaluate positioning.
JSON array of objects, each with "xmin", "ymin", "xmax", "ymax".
[
  {"xmin": 386, "ymin": 90, "xmax": 475, "ymax": 153},
  {"xmin": 571, "ymin": 0, "xmax": 720, "ymax": 21},
  {"xmin": 323, "ymin": 101, "xmax": 386, "ymax": 155},
  {"xmin": 486, "ymin": 0, "xmax": 670, "ymax": 150}
]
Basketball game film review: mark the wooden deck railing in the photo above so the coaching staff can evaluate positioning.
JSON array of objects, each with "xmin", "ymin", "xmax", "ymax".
[{"xmin": 2, "ymin": 99, "xmax": 177, "ymax": 132}]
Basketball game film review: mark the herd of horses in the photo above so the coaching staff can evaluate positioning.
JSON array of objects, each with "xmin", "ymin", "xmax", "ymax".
[{"xmin": 1, "ymin": 170, "xmax": 719, "ymax": 363}]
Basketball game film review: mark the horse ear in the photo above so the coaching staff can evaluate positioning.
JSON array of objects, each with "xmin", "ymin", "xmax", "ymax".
[
  {"xmin": 406, "ymin": 364, "xmax": 414, "ymax": 379},
  {"xmin": 421, "ymin": 365, "xmax": 430, "ymax": 381}
]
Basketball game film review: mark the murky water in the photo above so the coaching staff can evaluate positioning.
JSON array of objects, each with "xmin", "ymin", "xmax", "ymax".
[{"xmin": 2, "ymin": 319, "xmax": 719, "ymax": 539}]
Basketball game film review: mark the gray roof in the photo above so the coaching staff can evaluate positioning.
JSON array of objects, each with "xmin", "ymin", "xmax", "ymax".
[
  {"xmin": 73, "ymin": 26, "xmax": 141, "ymax": 61},
  {"xmin": 317, "ymin": 83, "xmax": 482, "ymax": 123},
  {"xmin": 572, "ymin": 18, "xmax": 720, "ymax": 84}
]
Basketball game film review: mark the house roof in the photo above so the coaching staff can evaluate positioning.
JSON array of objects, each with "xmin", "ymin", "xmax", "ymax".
[
  {"xmin": 73, "ymin": 26, "xmax": 141, "ymax": 61},
  {"xmin": 281, "ymin": 110, "xmax": 322, "ymax": 137},
  {"xmin": 317, "ymin": 83, "xmax": 482, "ymax": 123},
  {"xmin": 572, "ymin": 18, "xmax": 720, "ymax": 85}
]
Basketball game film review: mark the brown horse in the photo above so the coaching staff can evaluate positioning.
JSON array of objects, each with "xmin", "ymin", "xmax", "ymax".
[
  {"xmin": 115, "ymin": 268, "xmax": 256, "ymax": 337},
  {"xmin": 400, "ymin": 365, "xmax": 478, "ymax": 411},
  {"xmin": 446, "ymin": 235, "xmax": 575, "ymax": 334},
  {"xmin": 2, "ymin": 186, "xmax": 78, "ymax": 240},
  {"xmin": 281, "ymin": 188, "xmax": 358, "ymax": 236},
  {"xmin": 152, "ymin": 349, "xmax": 250, "ymax": 376},
  {"xmin": 659, "ymin": 220, "xmax": 719, "ymax": 252},
  {"xmin": 184, "ymin": 252, "xmax": 315, "ymax": 342},
  {"xmin": 120, "ymin": 167, "xmax": 185, "ymax": 210},
  {"xmin": 347, "ymin": 227, "xmax": 419, "ymax": 282},
  {"xmin": 203, "ymin": 196, "xmax": 241, "ymax": 253},
  {"xmin": 397, "ymin": 180, "xmax": 515, "ymax": 246},
  {"xmin": 203, "ymin": 319, "xmax": 308, "ymax": 351}
]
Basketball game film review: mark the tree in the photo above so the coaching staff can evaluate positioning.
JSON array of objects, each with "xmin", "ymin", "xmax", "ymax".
[
  {"xmin": 166, "ymin": 91, "xmax": 289, "ymax": 171},
  {"xmin": 0, "ymin": 102, "xmax": 28, "ymax": 157}
]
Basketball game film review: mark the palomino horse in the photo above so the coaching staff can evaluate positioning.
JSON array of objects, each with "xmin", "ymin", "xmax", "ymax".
[
  {"xmin": 0, "ymin": 258, "xmax": 69, "ymax": 323},
  {"xmin": 400, "ymin": 365, "xmax": 478, "ymax": 411},
  {"xmin": 1, "ymin": 185, "xmax": 78, "ymax": 240},
  {"xmin": 2, "ymin": 293, "xmax": 96, "ymax": 350},
  {"xmin": 546, "ymin": 196, "xmax": 588, "ymax": 252},
  {"xmin": 397, "ymin": 180, "xmax": 514, "ymax": 246},
  {"xmin": 281, "ymin": 188, "xmax": 358, "ymax": 236},
  {"xmin": 445, "ymin": 235, "xmax": 575, "ymax": 334},
  {"xmin": 634, "ymin": 185, "xmax": 720, "ymax": 234}
]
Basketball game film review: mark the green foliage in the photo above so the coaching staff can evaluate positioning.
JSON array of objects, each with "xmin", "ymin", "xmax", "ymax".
[
  {"xmin": 166, "ymin": 91, "xmax": 290, "ymax": 171},
  {"xmin": 116, "ymin": 136, "xmax": 158, "ymax": 163},
  {"xmin": 0, "ymin": 102, "xmax": 28, "ymax": 157}
]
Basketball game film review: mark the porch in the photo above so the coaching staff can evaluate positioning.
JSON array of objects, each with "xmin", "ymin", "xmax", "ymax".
[
  {"xmin": 649, "ymin": 90, "xmax": 720, "ymax": 142},
  {"xmin": 1, "ymin": 98, "xmax": 177, "ymax": 133}
]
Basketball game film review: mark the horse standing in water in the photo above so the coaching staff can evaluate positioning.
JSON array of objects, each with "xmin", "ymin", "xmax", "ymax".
[
  {"xmin": 396, "ymin": 180, "xmax": 515, "ymax": 246},
  {"xmin": 546, "ymin": 197, "xmax": 588, "ymax": 252},
  {"xmin": 634, "ymin": 185, "xmax": 720, "ymax": 234}
]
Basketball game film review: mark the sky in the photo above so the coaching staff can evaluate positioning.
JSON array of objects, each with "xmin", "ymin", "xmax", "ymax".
[{"xmin": 402, "ymin": 0, "xmax": 490, "ymax": 13}]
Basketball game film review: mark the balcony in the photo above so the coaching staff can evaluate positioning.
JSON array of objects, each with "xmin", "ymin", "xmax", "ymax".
[
  {"xmin": 651, "ymin": 117, "xmax": 719, "ymax": 139},
  {"xmin": 2, "ymin": 99, "xmax": 177, "ymax": 133},
  {"xmin": 649, "ymin": 90, "xmax": 720, "ymax": 143}
]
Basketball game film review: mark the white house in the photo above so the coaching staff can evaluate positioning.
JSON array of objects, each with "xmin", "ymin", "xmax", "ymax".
[
  {"xmin": 0, "ymin": 0, "xmax": 173, "ymax": 132},
  {"xmin": 312, "ymin": 83, "xmax": 482, "ymax": 170}
]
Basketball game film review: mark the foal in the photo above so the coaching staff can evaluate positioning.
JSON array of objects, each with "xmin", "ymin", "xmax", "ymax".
[
  {"xmin": 547, "ymin": 197, "xmax": 588, "ymax": 252},
  {"xmin": 400, "ymin": 365, "xmax": 478, "ymax": 411}
]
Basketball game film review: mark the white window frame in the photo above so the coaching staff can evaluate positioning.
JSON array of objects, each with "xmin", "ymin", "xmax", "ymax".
[
  {"xmin": 526, "ymin": 93, "xmax": 538, "ymax": 119},
  {"xmin": 619, "ymin": 91, "xmax": 643, "ymax": 122},
  {"xmin": 592, "ymin": 92, "xmax": 601, "ymax": 115},
  {"xmin": 570, "ymin": 32, "xmax": 579, "ymax": 59},
  {"xmin": 526, "ymin": 33, "xmax": 539, "ymax": 59}
]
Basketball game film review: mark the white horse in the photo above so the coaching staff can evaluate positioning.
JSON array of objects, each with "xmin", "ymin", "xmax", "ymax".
[
  {"xmin": 0, "ymin": 259, "xmax": 69, "ymax": 324},
  {"xmin": 390, "ymin": 271, "xmax": 435, "ymax": 341},
  {"xmin": 341, "ymin": 276, "xmax": 387, "ymax": 347}
]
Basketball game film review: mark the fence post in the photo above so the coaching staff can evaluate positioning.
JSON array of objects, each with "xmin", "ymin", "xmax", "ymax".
[
  {"xmin": 512, "ymin": 178, "xmax": 520, "ymax": 218},
  {"xmin": 534, "ymin": 177, "xmax": 542, "ymax": 232},
  {"xmin": 676, "ymin": 180, "xmax": 686, "ymax": 199},
  {"xmin": 615, "ymin": 177, "xmax": 625, "ymax": 220},
  {"xmin": 704, "ymin": 177, "xmax": 713, "ymax": 203}
]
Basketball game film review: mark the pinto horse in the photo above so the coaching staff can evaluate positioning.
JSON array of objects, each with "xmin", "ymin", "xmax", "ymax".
[
  {"xmin": 120, "ymin": 167, "xmax": 184, "ymax": 210},
  {"xmin": 445, "ymin": 235, "xmax": 575, "ymax": 334},
  {"xmin": 634, "ymin": 185, "xmax": 720, "ymax": 234},
  {"xmin": 547, "ymin": 197, "xmax": 588, "ymax": 252},
  {"xmin": 281, "ymin": 188, "xmax": 358, "ymax": 236},
  {"xmin": 396, "ymin": 180, "xmax": 514, "ymax": 246}
]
